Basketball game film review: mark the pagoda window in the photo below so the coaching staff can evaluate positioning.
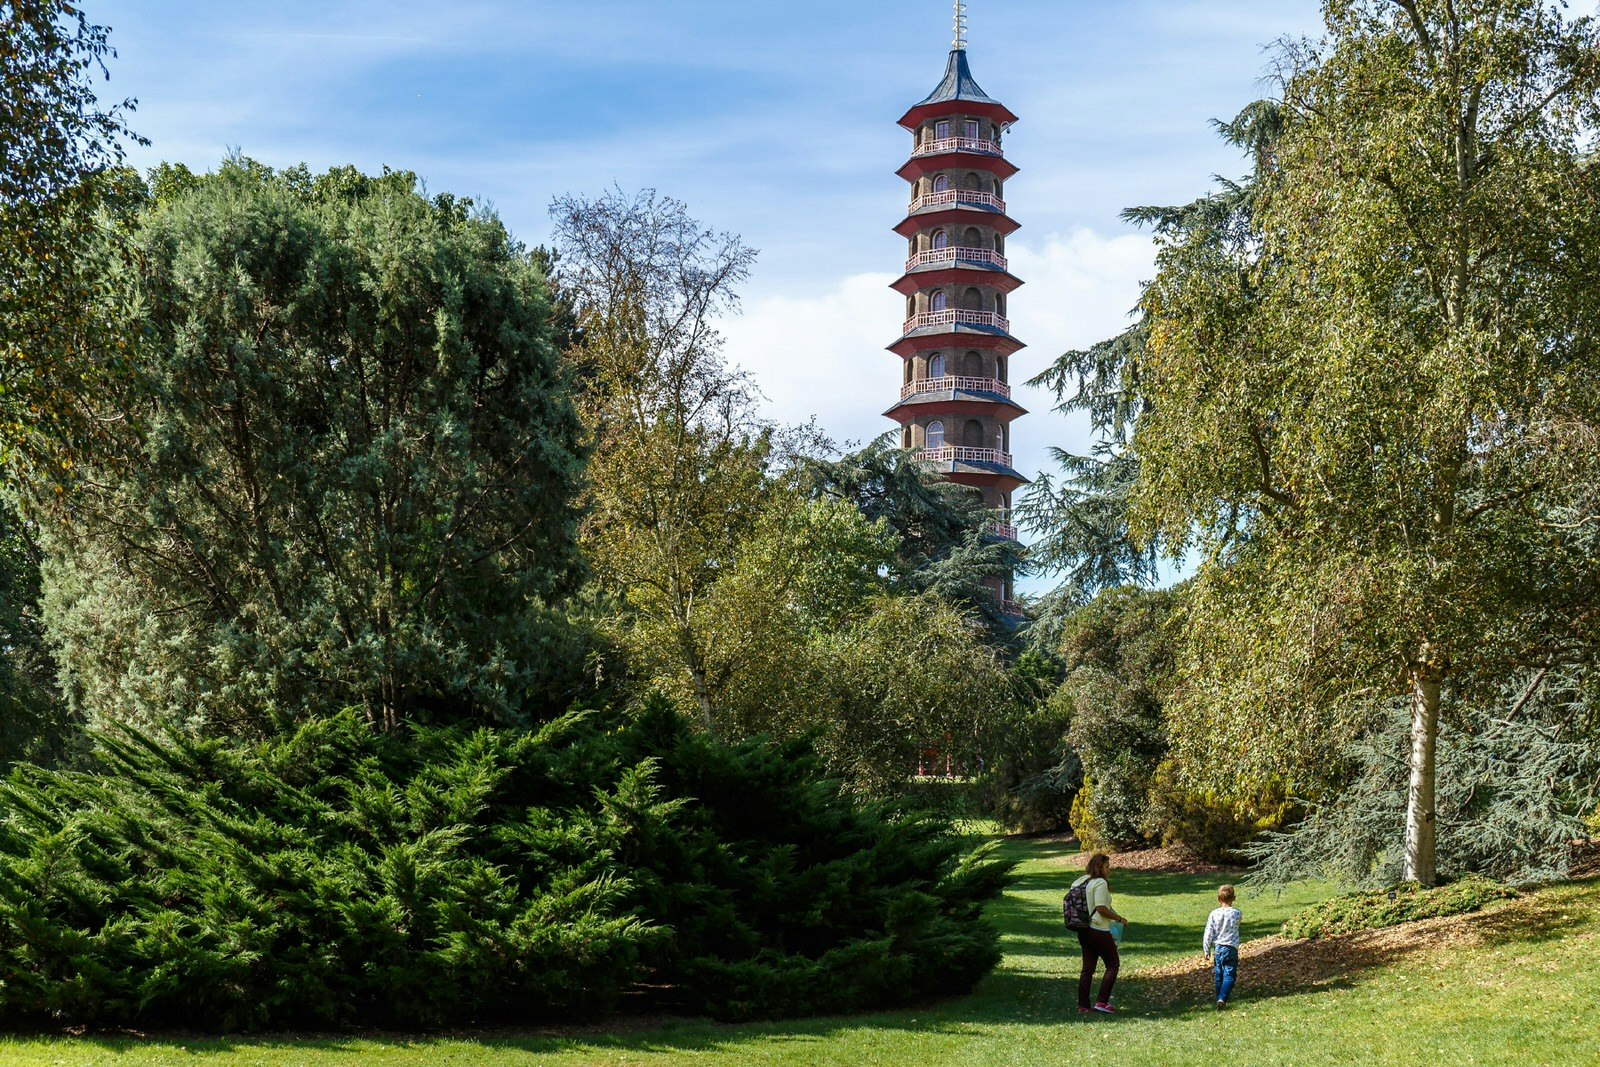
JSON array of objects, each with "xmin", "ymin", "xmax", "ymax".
[
  {"xmin": 963, "ymin": 419, "xmax": 984, "ymax": 447},
  {"xmin": 996, "ymin": 293, "xmax": 1007, "ymax": 315},
  {"xmin": 906, "ymin": 295, "xmax": 915, "ymax": 317},
  {"xmin": 929, "ymin": 353, "xmax": 946, "ymax": 378},
  {"xmin": 904, "ymin": 359, "xmax": 913, "ymax": 384},
  {"xmin": 962, "ymin": 171, "xmax": 981, "ymax": 191},
  {"xmin": 964, "ymin": 120, "xmax": 979, "ymax": 139},
  {"xmin": 963, "ymin": 226, "xmax": 982, "ymax": 247},
  {"xmin": 933, "ymin": 174, "xmax": 950, "ymax": 193},
  {"xmin": 926, "ymin": 420, "xmax": 945, "ymax": 448},
  {"xmin": 932, "ymin": 229, "xmax": 949, "ymax": 249},
  {"xmin": 935, "ymin": 120, "xmax": 951, "ymax": 139},
  {"xmin": 997, "ymin": 356, "xmax": 1008, "ymax": 383},
  {"xmin": 963, "ymin": 287, "xmax": 983, "ymax": 311},
  {"xmin": 963, "ymin": 351, "xmax": 982, "ymax": 376},
  {"xmin": 931, "ymin": 290, "xmax": 948, "ymax": 312}
]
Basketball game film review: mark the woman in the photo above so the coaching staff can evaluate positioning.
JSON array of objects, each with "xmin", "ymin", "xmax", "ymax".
[{"xmin": 1068, "ymin": 852, "xmax": 1127, "ymax": 1014}]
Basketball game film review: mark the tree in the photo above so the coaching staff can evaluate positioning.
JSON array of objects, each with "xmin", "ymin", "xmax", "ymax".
[
  {"xmin": 1046, "ymin": 586, "xmax": 1178, "ymax": 847},
  {"xmin": 34, "ymin": 160, "xmax": 586, "ymax": 734},
  {"xmin": 797, "ymin": 435, "xmax": 1024, "ymax": 641},
  {"xmin": 550, "ymin": 188, "xmax": 771, "ymax": 733},
  {"xmin": 0, "ymin": 0, "xmax": 142, "ymax": 479},
  {"xmin": 0, "ymin": 499, "xmax": 73, "ymax": 764},
  {"xmin": 1127, "ymin": 1, "xmax": 1600, "ymax": 883},
  {"xmin": 812, "ymin": 592, "xmax": 1021, "ymax": 795}
]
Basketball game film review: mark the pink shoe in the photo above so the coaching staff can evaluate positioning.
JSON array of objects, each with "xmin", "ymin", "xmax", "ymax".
[{"xmin": 1093, "ymin": 1002, "xmax": 1116, "ymax": 1014}]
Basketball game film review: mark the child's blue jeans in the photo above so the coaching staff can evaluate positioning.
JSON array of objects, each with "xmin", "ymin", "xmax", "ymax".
[{"xmin": 1212, "ymin": 944, "xmax": 1239, "ymax": 1002}]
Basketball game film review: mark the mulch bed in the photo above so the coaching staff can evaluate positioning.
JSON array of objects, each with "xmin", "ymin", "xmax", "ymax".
[{"xmin": 1051, "ymin": 845, "xmax": 1242, "ymax": 876}]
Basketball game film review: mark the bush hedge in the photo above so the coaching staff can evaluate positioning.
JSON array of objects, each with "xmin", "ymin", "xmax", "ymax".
[
  {"xmin": 1281, "ymin": 876, "xmax": 1517, "ymax": 940},
  {"xmin": 0, "ymin": 701, "xmax": 1013, "ymax": 1030}
]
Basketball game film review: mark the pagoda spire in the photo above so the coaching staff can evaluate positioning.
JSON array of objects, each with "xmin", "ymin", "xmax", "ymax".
[{"xmin": 952, "ymin": 1, "xmax": 968, "ymax": 50}]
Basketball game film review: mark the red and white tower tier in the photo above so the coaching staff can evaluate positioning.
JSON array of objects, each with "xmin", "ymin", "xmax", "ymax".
[{"xmin": 888, "ymin": 10, "xmax": 1025, "ymax": 607}]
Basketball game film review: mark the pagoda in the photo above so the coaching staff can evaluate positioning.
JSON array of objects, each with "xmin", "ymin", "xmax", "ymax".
[{"xmin": 887, "ymin": 2, "xmax": 1025, "ymax": 611}]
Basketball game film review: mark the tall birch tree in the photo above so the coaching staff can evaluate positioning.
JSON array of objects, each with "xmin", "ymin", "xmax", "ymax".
[{"xmin": 1130, "ymin": 0, "xmax": 1600, "ymax": 884}]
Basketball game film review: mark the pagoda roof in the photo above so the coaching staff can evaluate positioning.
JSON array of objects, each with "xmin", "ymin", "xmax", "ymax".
[
  {"xmin": 920, "ymin": 49, "xmax": 1001, "ymax": 109},
  {"xmin": 898, "ymin": 50, "xmax": 1019, "ymax": 130}
]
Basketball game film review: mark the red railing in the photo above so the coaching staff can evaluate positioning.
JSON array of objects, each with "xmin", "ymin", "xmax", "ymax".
[
  {"xmin": 916, "ymin": 445, "xmax": 1014, "ymax": 467},
  {"xmin": 902, "ymin": 309, "xmax": 1011, "ymax": 335},
  {"xmin": 900, "ymin": 375, "xmax": 1011, "ymax": 400},
  {"xmin": 909, "ymin": 189, "xmax": 1007, "ymax": 213},
  {"xmin": 914, "ymin": 136, "xmax": 1002, "ymax": 157},
  {"xmin": 987, "ymin": 509, "xmax": 1019, "ymax": 541},
  {"xmin": 905, "ymin": 246, "xmax": 1008, "ymax": 272},
  {"xmin": 1000, "ymin": 598, "xmax": 1025, "ymax": 617}
]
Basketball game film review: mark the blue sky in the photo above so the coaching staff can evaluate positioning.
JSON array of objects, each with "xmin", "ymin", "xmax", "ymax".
[{"xmin": 95, "ymin": 0, "xmax": 1339, "ymax": 591}]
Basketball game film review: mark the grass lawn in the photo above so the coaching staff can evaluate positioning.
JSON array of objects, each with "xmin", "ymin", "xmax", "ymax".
[{"xmin": 5, "ymin": 836, "xmax": 1597, "ymax": 1066}]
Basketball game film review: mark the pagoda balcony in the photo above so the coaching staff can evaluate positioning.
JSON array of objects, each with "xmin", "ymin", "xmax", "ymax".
[
  {"xmin": 902, "ymin": 309, "xmax": 1011, "ymax": 335},
  {"xmin": 913, "ymin": 135, "xmax": 1003, "ymax": 157},
  {"xmin": 917, "ymin": 445, "xmax": 1014, "ymax": 467},
  {"xmin": 987, "ymin": 508, "xmax": 1019, "ymax": 541},
  {"xmin": 905, "ymin": 246, "xmax": 1007, "ymax": 272},
  {"xmin": 901, "ymin": 374, "xmax": 1011, "ymax": 400},
  {"xmin": 909, "ymin": 189, "xmax": 1006, "ymax": 213}
]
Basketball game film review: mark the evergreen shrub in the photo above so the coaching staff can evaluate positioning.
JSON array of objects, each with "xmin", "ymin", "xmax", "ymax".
[
  {"xmin": 1145, "ymin": 761, "xmax": 1298, "ymax": 861},
  {"xmin": 1068, "ymin": 781, "xmax": 1103, "ymax": 849},
  {"xmin": 1281, "ymin": 876, "xmax": 1517, "ymax": 940},
  {"xmin": 0, "ymin": 700, "xmax": 1011, "ymax": 1030}
]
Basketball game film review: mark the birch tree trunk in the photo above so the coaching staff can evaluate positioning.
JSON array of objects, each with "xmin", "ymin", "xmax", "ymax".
[{"xmin": 1403, "ymin": 662, "xmax": 1441, "ymax": 885}]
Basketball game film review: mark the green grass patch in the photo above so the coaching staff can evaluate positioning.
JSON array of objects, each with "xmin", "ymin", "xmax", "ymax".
[
  {"xmin": 1281, "ymin": 875, "xmax": 1519, "ymax": 940},
  {"xmin": 2, "ymin": 840, "xmax": 1597, "ymax": 1066}
]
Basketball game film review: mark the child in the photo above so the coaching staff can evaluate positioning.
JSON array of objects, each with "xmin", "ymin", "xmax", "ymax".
[{"xmin": 1202, "ymin": 884, "xmax": 1241, "ymax": 1009}]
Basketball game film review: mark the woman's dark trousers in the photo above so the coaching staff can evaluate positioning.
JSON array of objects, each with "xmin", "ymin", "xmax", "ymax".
[{"xmin": 1076, "ymin": 928, "xmax": 1119, "ymax": 1008}]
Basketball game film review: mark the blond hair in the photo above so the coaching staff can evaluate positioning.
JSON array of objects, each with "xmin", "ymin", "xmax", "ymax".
[{"xmin": 1217, "ymin": 884, "xmax": 1236, "ymax": 905}]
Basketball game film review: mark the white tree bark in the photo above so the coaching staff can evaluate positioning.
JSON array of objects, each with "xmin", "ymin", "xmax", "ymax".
[{"xmin": 1403, "ymin": 664, "xmax": 1440, "ymax": 885}]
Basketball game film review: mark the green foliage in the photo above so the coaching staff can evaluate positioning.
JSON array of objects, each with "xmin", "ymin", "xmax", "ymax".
[
  {"xmin": 0, "ymin": 498, "xmax": 76, "ymax": 765},
  {"xmin": 0, "ymin": 699, "xmax": 1012, "ymax": 1029},
  {"xmin": 31, "ymin": 159, "xmax": 586, "ymax": 734},
  {"xmin": 973, "ymin": 700, "xmax": 1076, "ymax": 834},
  {"xmin": 1144, "ymin": 761, "xmax": 1296, "ymax": 862},
  {"xmin": 0, "ymin": 1, "xmax": 144, "ymax": 478},
  {"xmin": 1067, "ymin": 780, "xmax": 1103, "ymax": 850},
  {"xmin": 1049, "ymin": 586, "xmax": 1178, "ymax": 847},
  {"xmin": 1246, "ymin": 671, "xmax": 1600, "ymax": 887},
  {"xmin": 797, "ymin": 435, "xmax": 1024, "ymax": 640},
  {"xmin": 1281, "ymin": 876, "xmax": 1517, "ymax": 941}
]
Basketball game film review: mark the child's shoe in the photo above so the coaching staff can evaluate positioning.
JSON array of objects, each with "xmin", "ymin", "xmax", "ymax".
[{"xmin": 1215, "ymin": 1000, "xmax": 1228, "ymax": 1010}]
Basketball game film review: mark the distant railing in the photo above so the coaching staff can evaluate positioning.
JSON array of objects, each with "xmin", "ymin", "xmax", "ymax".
[
  {"xmin": 902, "ymin": 309, "xmax": 1011, "ymax": 335},
  {"xmin": 1000, "ymin": 598, "xmax": 1025, "ymax": 617},
  {"xmin": 909, "ymin": 188, "xmax": 1006, "ymax": 213},
  {"xmin": 905, "ymin": 246, "xmax": 1007, "ymax": 272},
  {"xmin": 916, "ymin": 445, "xmax": 1014, "ymax": 468},
  {"xmin": 914, "ymin": 136, "xmax": 1003, "ymax": 157},
  {"xmin": 900, "ymin": 375, "xmax": 1010, "ymax": 400},
  {"xmin": 987, "ymin": 509, "xmax": 1019, "ymax": 541}
]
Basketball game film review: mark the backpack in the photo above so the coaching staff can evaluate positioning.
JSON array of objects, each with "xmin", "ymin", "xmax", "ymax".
[{"xmin": 1062, "ymin": 875, "xmax": 1097, "ymax": 931}]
